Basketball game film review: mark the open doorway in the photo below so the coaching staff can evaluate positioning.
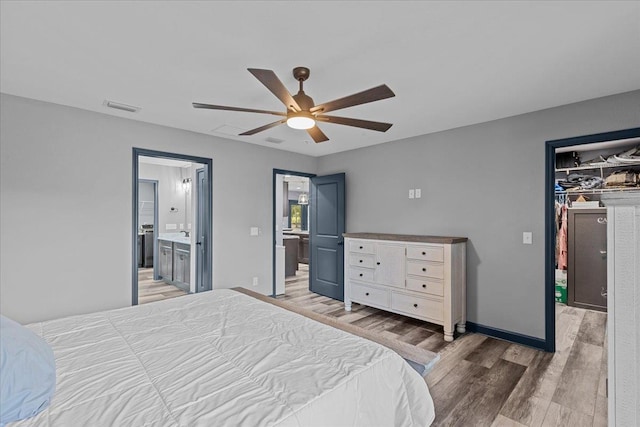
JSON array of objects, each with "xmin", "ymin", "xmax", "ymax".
[
  {"xmin": 544, "ymin": 128, "xmax": 640, "ymax": 423},
  {"xmin": 272, "ymin": 169, "xmax": 346, "ymax": 301},
  {"xmin": 132, "ymin": 148, "xmax": 213, "ymax": 305},
  {"xmin": 273, "ymin": 170, "xmax": 315, "ymax": 298}
]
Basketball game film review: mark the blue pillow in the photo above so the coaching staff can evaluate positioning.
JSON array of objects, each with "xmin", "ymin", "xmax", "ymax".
[{"xmin": 0, "ymin": 315, "xmax": 56, "ymax": 426}]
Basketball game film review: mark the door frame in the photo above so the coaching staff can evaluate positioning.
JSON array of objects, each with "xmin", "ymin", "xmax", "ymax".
[
  {"xmin": 272, "ymin": 169, "xmax": 316, "ymax": 297},
  {"xmin": 137, "ymin": 178, "xmax": 159, "ymax": 279},
  {"xmin": 544, "ymin": 127, "xmax": 640, "ymax": 352},
  {"xmin": 132, "ymin": 148, "xmax": 214, "ymax": 305}
]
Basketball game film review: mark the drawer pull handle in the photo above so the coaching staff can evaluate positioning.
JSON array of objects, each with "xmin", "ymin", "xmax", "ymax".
[
  {"xmin": 422, "ymin": 251, "xmax": 426, "ymax": 255},
  {"xmin": 376, "ymin": 262, "xmax": 381, "ymax": 265},
  {"xmin": 359, "ymin": 246, "xmax": 363, "ymax": 249},
  {"xmin": 413, "ymin": 303, "xmax": 418, "ymax": 308},
  {"xmin": 365, "ymin": 292, "xmax": 370, "ymax": 296},
  {"xmin": 422, "ymin": 268, "xmax": 426, "ymax": 272},
  {"xmin": 422, "ymin": 284, "xmax": 426, "ymax": 288},
  {"xmin": 359, "ymin": 259, "xmax": 363, "ymax": 263},
  {"xmin": 359, "ymin": 273, "xmax": 363, "ymax": 277}
]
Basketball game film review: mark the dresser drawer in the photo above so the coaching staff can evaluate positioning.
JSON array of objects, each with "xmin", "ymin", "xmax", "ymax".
[
  {"xmin": 349, "ymin": 267, "xmax": 375, "ymax": 282},
  {"xmin": 351, "ymin": 283, "xmax": 389, "ymax": 308},
  {"xmin": 391, "ymin": 292, "xmax": 443, "ymax": 322},
  {"xmin": 349, "ymin": 240, "xmax": 375, "ymax": 254},
  {"xmin": 407, "ymin": 245, "xmax": 444, "ymax": 262},
  {"xmin": 406, "ymin": 260, "xmax": 444, "ymax": 280},
  {"xmin": 406, "ymin": 277, "xmax": 444, "ymax": 297},
  {"xmin": 349, "ymin": 253, "xmax": 375, "ymax": 268}
]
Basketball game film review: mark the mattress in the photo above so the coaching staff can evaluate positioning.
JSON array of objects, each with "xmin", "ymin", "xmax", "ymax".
[{"xmin": 12, "ymin": 290, "xmax": 435, "ymax": 426}]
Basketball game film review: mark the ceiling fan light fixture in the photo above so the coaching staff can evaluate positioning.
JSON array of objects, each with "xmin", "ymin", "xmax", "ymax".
[{"xmin": 286, "ymin": 112, "xmax": 315, "ymax": 130}]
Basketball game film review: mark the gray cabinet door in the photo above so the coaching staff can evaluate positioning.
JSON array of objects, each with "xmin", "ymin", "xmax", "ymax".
[
  {"xmin": 568, "ymin": 208, "xmax": 608, "ymax": 312},
  {"xmin": 173, "ymin": 244, "xmax": 190, "ymax": 289},
  {"xmin": 159, "ymin": 241, "xmax": 173, "ymax": 280}
]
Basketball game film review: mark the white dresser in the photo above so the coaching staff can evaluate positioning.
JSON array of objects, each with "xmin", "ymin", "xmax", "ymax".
[{"xmin": 343, "ymin": 233, "xmax": 467, "ymax": 341}]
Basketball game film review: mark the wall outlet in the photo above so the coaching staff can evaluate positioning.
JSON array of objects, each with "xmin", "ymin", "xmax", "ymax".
[
  {"xmin": 409, "ymin": 189, "xmax": 415, "ymax": 199},
  {"xmin": 523, "ymin": 232, "xmax": 533, "ymax": 245},
  {"xmin": 252, "ymin": 277, "xmax": 259, "ymax": 287},
  {"xmin": 415, "ymin": 188, "xmax": 422, "ymax": 198},
  {"xmin": 166, "ymin": 224, "xmax": 177, "ymax": 230},
  {"xmin": 179, "ymin": 223, "xmax": 184, "ymax": 230},
  {"xmin": 187, "ymin": 223, "xmax": 191, "ymax": 229},
  {"xmin": 250, "ymin": 227, "xmax": 259, "ymax": 236}
]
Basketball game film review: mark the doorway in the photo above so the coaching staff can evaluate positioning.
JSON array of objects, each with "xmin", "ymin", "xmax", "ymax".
[
  {"xmin": 544, "ymin": 128, "xmax": 640, "ymax": 352},
  {"xmin": 132, "ymin": 148, "xmax": 213, "ymax": 305},
  {"xmin": 272, "ymin": 169, "xmax": 346, "ymax": 301}
]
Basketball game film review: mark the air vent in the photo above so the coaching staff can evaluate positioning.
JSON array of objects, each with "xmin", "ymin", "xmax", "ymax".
[
  {"xmin": 103, "ymin": 100, "xmax": 141, "ymax": 113},
  {"xmin": 265, "ymin": 137, "xmax": 284, "ymax": 144}
]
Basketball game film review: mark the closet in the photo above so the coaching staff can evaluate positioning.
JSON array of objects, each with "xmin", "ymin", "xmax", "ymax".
[{"xmin": 555, "ymin": 141, "xmax": 640, "ymax": 312}]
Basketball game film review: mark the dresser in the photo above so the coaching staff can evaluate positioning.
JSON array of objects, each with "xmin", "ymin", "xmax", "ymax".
[{"xmin": 343, "ymin": 233, "xmax": 467, "ymax": 341}]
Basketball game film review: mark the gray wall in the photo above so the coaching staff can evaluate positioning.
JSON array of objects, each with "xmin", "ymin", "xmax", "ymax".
[
  {"xmin": 317, "ymin": 90, "xmax": 640, "ymax": 339},
  {"xmin": 139, "ymin": 162, "xmax": 195, "ymax": 233},
  {"xmin": 0, "ymin": 94, "xmax": 317, "ymax": 324}
]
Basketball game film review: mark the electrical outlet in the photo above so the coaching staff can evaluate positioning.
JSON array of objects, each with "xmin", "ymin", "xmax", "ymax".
[
  {"xmin": 252, "ymin": 277, "xmax": 259, "ymax": 287},
  {"xmin": 409, "ymin": 189, "xmax": 415, "ymax": 199},
  {"xmin": 523, "ymin": 232, "xmax": 532, "ymax": 245},
  {"xmin": 250, "ymin": 227, "xmax": 259, "ymax": 236},
  {"xmin": 415, "ymin": 188, "xmax": 421, "ymax": 198},
  {"xmin": 179, "ymin": 223, "xmax": 184, "ymax": 230}
]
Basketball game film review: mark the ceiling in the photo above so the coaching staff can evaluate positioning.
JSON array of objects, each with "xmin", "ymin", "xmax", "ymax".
[{"xmin": 1, "ymin": 1, "xmax": 639, "ymax": 157}]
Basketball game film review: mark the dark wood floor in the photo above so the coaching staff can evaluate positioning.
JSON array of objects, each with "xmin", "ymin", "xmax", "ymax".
[
  {"xmin": 278, "ymin": 264, "xmax": 608, "ymax": 427},
  {"xmin": 138, "ymin": 268, "xmax": 187, "ymax": 304}
]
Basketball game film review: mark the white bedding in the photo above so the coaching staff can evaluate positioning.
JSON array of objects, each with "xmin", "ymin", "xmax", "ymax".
[{"xmin": 12, "ymin": 290, "xmax": 434, "ymax": 426}]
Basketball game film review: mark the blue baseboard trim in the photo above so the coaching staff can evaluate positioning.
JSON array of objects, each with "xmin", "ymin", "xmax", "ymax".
[{"xmin": 466, "ymin": 322, "xmax": 547, "ymax": 351}]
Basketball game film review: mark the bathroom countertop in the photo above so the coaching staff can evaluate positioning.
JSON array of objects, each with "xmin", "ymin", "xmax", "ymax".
[{"xmin": 158, "ymin": 233, "xmax": 191, "ymax": 245}]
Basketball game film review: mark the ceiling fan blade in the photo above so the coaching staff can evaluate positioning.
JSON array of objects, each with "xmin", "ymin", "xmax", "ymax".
[
  {"xmin": 247, "ymin": 68, "xmax": 301, "ymax": 112},
  {"xmin": 307, "ymin": 126, "xmax": 329, "ymax": 143},
  {"xmin": 192, "ymin": 103, "xmax": 286, "ymax": 117},
  {"xmin": 315, "ymin": 115, "xmax": 393, "ymax": 132},
  {"xmin": 239, "ymin": 119, "xmax": 287, "ymax": 136},
  {"xmin": 310, "ymin": 84, "xmax": 395, "ymax": 114}
]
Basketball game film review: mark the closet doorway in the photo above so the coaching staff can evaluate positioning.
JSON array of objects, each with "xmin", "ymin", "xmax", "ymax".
[
  {"xmin": 544, "ymin": 128, "xmax": 640, "ymax": 423},
  {"xmin": 545, "ymin": 129, "xmax": 640, "ymax": 350}
]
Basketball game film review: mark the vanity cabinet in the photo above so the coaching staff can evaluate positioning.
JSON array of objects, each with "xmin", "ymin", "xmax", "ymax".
[
  {"xmin": 158, "ymin": 239, "xmax": 190, "ymax": 291},
  {"xmin": 344, "ymin": 233, "xmax": 467, "ymax": 342},
  {"xmin": 159, "ymin": 240, "xmax": 173, "ymax": 280}
]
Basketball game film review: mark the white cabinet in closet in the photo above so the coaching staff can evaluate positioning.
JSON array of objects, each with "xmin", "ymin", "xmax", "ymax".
[{"xmin": 344, "ymin": 233, "xmax": 468, "ymax": 342}]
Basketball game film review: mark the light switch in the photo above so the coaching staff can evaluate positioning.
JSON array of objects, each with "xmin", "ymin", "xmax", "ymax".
[
  {"xmin": 409, "ymin": 189, "xmax": 415, "ymax": 199},
  {"xmin": 415, "ymin": 189, "xmax": 421, "ymax": 198},
  {"xmin": 523, "ymin": 232, "xmax": 532, "ymax": 245},
  {"xmin": 250, "ymin": 227, "xmax": 259, "ymax": 236}
]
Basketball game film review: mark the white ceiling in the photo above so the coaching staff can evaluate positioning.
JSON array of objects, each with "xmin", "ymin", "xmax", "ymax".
[{"xmin": 1, "ymin": 1, "xmax": 639, "ymax": 157}]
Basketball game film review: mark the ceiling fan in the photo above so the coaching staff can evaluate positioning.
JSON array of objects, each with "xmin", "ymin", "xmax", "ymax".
[{"xmin": 193, "ymin": 67, "xmax": 395, "ymax": 143}]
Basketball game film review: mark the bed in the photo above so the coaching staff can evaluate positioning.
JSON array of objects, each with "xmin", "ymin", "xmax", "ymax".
[{"xmin": 9, "ymin": 289, "xmax": 435, "ymax": 426}]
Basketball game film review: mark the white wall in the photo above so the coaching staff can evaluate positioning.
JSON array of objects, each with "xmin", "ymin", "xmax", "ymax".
[
  {"xmin": 317, "ymin": 90, "xmax": 640, "ymax": 339},
  {"xmin": 0, "ymin": 94, "xmax": 317, "ymax": 323},
  {"xmin": 139, "ymin": 162, "xmax": 195, "ymax": 233}
]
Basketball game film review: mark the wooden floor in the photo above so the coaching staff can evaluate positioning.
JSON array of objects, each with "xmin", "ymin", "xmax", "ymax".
[
  {"xmin": 138, "ymin": 268, "xmax": 187, "ymax": 304},
  {"xmin": 279, "ymin": 265, "xmax": 608, "ymax": 427}
]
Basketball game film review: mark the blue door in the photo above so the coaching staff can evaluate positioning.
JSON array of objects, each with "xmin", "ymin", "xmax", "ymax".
[{"xmin": 309, "ymin": 173, "xmax": 345, "ymax": 301}]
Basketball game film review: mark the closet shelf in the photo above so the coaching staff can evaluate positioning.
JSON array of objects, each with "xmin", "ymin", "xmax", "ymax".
[
  {"xmin": 556, "ymin": 160, "xmax": 640, "ymax": 173},
  {"xmin": 562, "ymin": 187, "xmax": 640, "ymax": 195}
]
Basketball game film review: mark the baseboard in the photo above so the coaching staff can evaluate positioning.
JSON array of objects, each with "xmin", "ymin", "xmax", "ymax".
[{"xmin": 466, "ymin": 322, "xmax": 547, "ymax": 351}]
